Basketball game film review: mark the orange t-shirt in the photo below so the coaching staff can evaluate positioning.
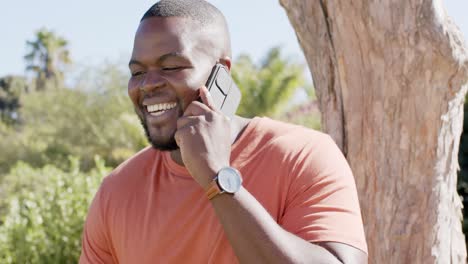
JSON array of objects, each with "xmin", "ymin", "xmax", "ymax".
[{"xmin": 80, "ymin": 117, "xmax": 367, "ymax": 263}]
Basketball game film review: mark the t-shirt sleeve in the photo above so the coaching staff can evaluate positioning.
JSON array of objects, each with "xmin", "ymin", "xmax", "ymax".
[
  {"xmin": 80, "ymin": 184, "xmax": 115, "ymax": 264},
  {"xmin": 279, "ymin": 134, "xmax": 368, "ymax": 254}
]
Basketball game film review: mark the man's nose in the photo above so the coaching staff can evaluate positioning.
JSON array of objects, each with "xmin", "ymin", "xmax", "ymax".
[{"xmin": 140, "ymin": 70, "xmax": 165, "ymax": 93}]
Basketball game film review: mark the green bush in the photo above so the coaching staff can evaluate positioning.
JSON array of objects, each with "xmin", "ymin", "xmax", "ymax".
[
  {"xmin": 0, "ymin": 63, "xmax": 147, "ymax": 175},
  {"xmin": 0, "ymin": 157, "xmax": 109, "ymax": 264}
]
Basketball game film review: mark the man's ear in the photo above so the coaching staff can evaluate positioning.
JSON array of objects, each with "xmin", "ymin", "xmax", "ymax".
[{"xmin": 219, "ymin": 57, "xmax": 232, "ymax": 71}]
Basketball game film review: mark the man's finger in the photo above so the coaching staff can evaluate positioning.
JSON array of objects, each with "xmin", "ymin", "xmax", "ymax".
[
  {"xmin": 176, "ymin": 115, "xmax": 201, "ymax": 130},
  {"xmin": 174, "ymin": 130, "xmax": 181, "ymax": 147},
  {"xmin": 183, "ymin": 100, "xmax": 211, "ymax": 117},
  {"xmin": 174, "ymin": 120, "xmax": 200, "ymax": 148},
  {"xmin": 199, "ymin": 86, "xmax": 216, "ymax": 110}
]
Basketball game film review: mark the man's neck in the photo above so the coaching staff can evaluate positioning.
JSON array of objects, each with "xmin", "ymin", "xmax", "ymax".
[
  {"xmin": 169, "ymin": 115, "xmax": 251, "ymax": 167},
  {"xmin": 170, "ymin": 150, "xmax": 184, "ymax": 166}
]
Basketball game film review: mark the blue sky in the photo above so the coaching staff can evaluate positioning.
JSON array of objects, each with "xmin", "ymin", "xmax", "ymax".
[{"xmin": 1, "ymin": 1, "xmax": 467, "ymax": 78}]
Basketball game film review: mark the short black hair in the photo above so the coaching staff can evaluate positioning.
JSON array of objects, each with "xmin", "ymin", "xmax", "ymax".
[{"xmin": 141, "ymin": 0, "xmax": 224, "ymax": 26}]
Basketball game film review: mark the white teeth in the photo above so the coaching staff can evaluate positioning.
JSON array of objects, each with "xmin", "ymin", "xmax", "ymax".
[
  {"xmin": 147, "ymin": 102, "xmax": 177, "ymax": 113},
  {"xmin": 150, "ymin": 111, "xmax": 165, "ymax": 117}
]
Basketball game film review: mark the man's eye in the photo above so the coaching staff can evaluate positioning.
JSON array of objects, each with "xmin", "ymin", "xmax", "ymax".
[
  {"xmin": 131, "ymin": 71, "xmax": 145, "ymax": 77},
  {"xmin": 162, "ymin": 66, "xmax": 183, "ymax": 71}
]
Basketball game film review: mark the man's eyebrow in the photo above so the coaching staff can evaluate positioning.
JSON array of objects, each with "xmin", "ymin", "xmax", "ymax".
[
  {"xmin": 128, "ymin": 59, "xmax": 144, "ymax": 68},
  {"xmin": 128, "ymin": 52, "xmax": 188, "ymax": 68},
  {"xmin": 157, "ymin": 52, "xmax": 188, "ymax": 63}
]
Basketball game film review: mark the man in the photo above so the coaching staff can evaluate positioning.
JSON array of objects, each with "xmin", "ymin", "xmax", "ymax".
[{"xmin": 80, "ymin": 1, "xmax": 368, "ymax": 263}]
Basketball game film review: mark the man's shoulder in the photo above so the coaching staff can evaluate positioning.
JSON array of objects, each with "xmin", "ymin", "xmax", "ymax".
[
  {"xmin": 112, "ymin": 146, "xmax": 157, "ymax": 174},
  {"xmin": 251, "ymin": 117, "xmax": 333, "ymax": 151},
  {"xmin": 99, "ymin": 146, "xmax": 159, "ymax": 193}
]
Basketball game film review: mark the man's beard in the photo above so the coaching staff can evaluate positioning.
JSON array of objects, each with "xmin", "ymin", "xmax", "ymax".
[{"xmin": 138, "ymin": 114, "xmax": 179, "ymax": 152}]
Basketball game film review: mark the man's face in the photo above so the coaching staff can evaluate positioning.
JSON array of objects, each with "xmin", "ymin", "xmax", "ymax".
[{"xmin": 128, "ymin": 17, "xmax": 216, "ymax": 151}]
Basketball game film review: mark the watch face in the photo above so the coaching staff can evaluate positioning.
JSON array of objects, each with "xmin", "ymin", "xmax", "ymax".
[{"xmin": 218, "ymin": 167, "xmax": 242, "ymax": 193}]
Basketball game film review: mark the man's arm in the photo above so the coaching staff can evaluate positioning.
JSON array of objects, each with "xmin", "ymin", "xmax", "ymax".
[{"xmin": 210, "ymin": 186, "xmax": 367, "ymax": 264}]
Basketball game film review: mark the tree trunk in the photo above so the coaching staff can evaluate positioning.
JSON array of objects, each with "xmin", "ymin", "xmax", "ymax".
[{"xmin": 279, "ymin": 0, "xmax": 468, "ymax": 263}]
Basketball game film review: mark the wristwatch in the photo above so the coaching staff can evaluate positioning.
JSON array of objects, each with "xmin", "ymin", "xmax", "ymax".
[{"xmin": 205, "ymin": 167, "xmax": 243, "ymax": 200}]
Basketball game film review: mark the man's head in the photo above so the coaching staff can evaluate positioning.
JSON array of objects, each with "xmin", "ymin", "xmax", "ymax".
[{"xmin": 128, "ymin": 0, "xmax": 232, "ymax": 151}]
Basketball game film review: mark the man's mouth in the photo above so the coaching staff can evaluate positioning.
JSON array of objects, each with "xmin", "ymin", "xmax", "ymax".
[{"xmin": 146, "ymin": 102, "xmax": 177, "ymax": 117}]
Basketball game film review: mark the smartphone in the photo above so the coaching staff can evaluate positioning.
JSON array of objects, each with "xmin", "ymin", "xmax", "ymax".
[{"xmin": 204, "ymin": 63, "xmax": 241, "ymax": 117}]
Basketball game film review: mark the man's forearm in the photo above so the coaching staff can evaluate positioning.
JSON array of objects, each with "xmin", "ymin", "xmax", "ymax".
[{"xmin": 210, "ymin": 187, "xmax": 343, "ymax": 264}]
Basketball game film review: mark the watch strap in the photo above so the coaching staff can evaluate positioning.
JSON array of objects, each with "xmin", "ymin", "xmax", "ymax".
[{"xmin": 205, "ymin": 177, "xmax": 222, "ymax": 200}]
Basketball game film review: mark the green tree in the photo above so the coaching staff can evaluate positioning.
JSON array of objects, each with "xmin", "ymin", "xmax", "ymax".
[
  {"xmin": 24, "ymin": 28, "xmax": 71, "ymax": 91},
  {"xmin": 232, "ymin": 47, "xmax": 307, "ymax": 118},
  {"xmin": 0, "ymin": 76, "xmax": 29, "ymax": 124}
]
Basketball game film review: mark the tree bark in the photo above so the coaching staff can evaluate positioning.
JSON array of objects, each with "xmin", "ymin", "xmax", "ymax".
[{"xmin": 279, "ymin": 0, "xmax": 468, "ymax": 263}]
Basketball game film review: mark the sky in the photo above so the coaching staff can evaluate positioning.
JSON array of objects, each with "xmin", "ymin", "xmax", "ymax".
[{"xmin": 1, "ymin": 0, "xmax": 467, "ymax": 78}]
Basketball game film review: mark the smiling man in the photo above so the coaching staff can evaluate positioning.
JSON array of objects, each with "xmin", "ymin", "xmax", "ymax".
[{"xmin": 79, "ymin": 1, "xmax": 368, "ymax": 263}]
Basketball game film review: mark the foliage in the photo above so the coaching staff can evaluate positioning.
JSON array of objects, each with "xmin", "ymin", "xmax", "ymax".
[
  {"xmin": 0, "ymin": 76, "xmax": 29, "ymax": 124},
  {"xmin": 279, "ymin": 106, "xmax": 321, "ymax": 130},
  {"xmin": 25, "ymin": 28, "xmax": 71, "ymax": 91},
  {"xmin": 232, "ymin": 47, "xmax": 308, "ymax": 118},
  {"xmin": 0, "ymin": 63, "xmax": 147, "ymax": 175},
  {"xmin": 0, "ymin": 157, "xmax": 108, "ymax": 264},
  {"xmin": 277, "ymin": 82, "xmax": 321, "ymax": 130},
  {"xmin": 458, "ymin": 98, "xmax": 468, "ymax": 245}
]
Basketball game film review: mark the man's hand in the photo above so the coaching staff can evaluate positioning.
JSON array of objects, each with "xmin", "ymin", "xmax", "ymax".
[{"xmin": 174, "ymin": 86, "xmax": 232, "ymax": 188}]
